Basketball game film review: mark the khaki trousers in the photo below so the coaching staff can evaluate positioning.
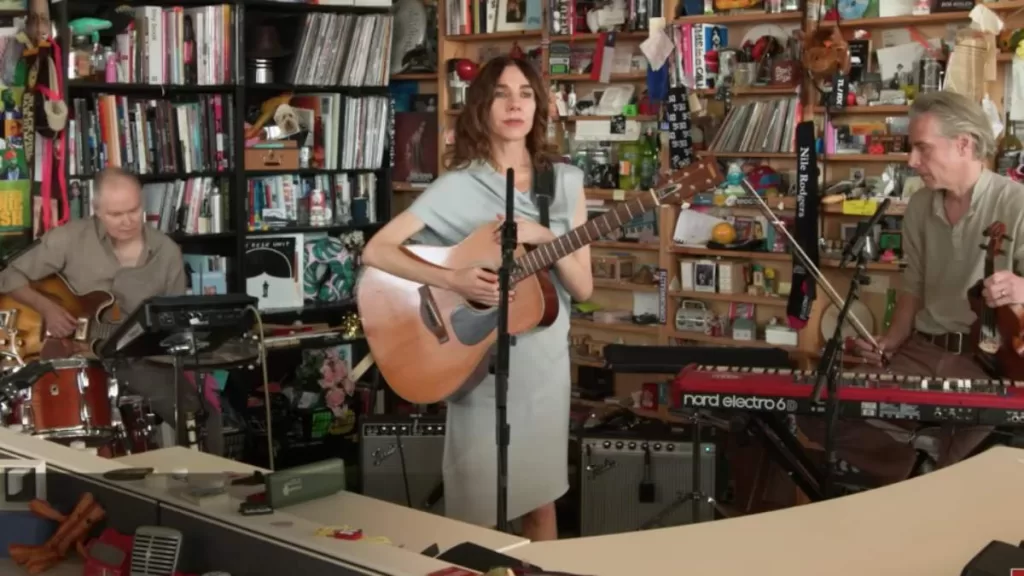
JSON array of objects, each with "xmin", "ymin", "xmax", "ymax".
[{"xmin": 799, "ymin": 334, "xmax": 992, "ymax": 484}]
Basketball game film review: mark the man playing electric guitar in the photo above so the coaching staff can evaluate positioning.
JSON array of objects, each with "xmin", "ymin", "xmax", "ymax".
[{"xmin": 0, "ymin": 167, "xmax": 224, "ymax": 455}]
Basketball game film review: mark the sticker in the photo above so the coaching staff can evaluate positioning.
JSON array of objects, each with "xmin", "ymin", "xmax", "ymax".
[{"xmin": 610, "ymin": 115, "xmax": 626, "ymax": 134}]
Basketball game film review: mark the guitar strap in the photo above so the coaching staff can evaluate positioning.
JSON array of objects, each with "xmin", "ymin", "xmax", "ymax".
[{"xmin": 534, "ymin": 163, "xmax": 555, "ymax": 228}]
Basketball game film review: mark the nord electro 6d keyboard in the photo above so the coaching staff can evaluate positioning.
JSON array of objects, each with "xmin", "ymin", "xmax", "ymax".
[{"xmin": 672, "ymin": 365, "xmax": 1024, "ymax": 426}]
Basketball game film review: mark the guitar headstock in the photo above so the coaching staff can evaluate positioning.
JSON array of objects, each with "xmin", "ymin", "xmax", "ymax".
[
  {"xmin": 652, "ymin": 158, "xmax": 725, "ymax": 204},
  {"xmin": 982, "ymin": 221, "xmax": 1011, "ymax": 256}
]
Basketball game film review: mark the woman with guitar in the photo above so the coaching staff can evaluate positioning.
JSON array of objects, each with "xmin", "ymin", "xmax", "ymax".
[{"xmin": 362, "ymin": 56, "xmax": 592, "ymax": 540}]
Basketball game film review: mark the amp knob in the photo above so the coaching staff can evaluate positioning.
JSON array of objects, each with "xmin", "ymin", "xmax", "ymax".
[
  {"xmin": 602, "ymin": 441, "xmax": 611, "ymax": 448},
  {"xmin": 614, "ymin": 441, "xmax": 624, "ymax": 449},
  {"xmin": 628, "ymin": 442, "xmax": 637, "ymax": 450}
]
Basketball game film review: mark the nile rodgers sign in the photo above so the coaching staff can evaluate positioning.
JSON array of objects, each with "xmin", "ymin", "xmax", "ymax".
[{"xmin": 680, "ymin": 393, "xmax": 799, "ymax": 413}]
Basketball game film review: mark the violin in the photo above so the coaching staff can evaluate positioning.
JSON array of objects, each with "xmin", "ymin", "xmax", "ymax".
[{"xmin": 968, "ymin": 222, "xmax": 1024, "ymax": 378}]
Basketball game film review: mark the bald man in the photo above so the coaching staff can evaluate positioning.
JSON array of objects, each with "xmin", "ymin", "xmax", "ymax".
[{"xmin": 0, "ymin": 167, "xmax": 224, "ymax": 455}]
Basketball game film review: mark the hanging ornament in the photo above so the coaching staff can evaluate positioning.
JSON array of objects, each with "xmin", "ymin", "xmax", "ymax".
[{"xmin": 340, "ymin": 312, "xmax": 363, "ymax": 340}]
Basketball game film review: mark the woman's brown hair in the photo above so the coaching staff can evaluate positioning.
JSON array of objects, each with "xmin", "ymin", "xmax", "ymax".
[{"xmin": 445, "ymin": 55, "xmax": 558, "ymax": 170}]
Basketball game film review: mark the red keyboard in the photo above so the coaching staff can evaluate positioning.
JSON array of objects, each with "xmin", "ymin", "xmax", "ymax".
[{"xmin": 672, "ymin": 365, "xmax": 1024, "ymax": 426}]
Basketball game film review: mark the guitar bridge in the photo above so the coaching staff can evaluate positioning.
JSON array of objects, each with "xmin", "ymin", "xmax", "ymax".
[{"xmin": 74, "ymin": 318, "xmax": 89, "ymax": 341}]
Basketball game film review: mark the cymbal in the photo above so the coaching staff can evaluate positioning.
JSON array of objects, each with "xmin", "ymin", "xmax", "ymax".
[{"xmin": 148, "ymin": 339, "xmax": 260, "ymax": 369}]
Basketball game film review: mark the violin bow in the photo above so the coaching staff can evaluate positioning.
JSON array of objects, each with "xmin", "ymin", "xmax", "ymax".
[{"xmin": 734, "ymin": 178, "xmax": 888, "ymax": 362}]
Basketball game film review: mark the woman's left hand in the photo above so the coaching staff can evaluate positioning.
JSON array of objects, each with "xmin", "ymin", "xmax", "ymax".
[{"xmin": 494, "ymin": 215, "xmax": 555, "ymax": 245}]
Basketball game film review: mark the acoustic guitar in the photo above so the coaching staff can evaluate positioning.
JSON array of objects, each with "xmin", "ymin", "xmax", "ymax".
[
  {"xmin": 0, "ymin": 274, "xmax": 122, "ymax": 361},
  {"xmin": 357, "ymin": 160, "xmax": 724, "ymax": 404}
]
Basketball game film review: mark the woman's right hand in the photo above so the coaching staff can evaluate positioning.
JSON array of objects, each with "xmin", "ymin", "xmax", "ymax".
[{"xmin": 447, "ymin": 267, "xmax": 506, "ymax": 307}]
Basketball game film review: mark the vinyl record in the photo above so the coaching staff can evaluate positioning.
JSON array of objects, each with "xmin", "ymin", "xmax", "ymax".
[{"xmin": 820, "ymin": 301, "xmax": 875, "ymax": 342}]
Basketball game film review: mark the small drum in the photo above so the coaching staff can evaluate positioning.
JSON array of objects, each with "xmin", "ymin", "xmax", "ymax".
[{"xmin": 20, "ymin": 357, "xmax": 115, "ymax": 441}]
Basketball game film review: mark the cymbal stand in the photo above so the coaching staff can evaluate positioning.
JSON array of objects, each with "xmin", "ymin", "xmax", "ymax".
[
  {"xmin": 676, "ymin": 409, "xmax": 727, "ymax": 523},
  {"xmin": 161, "ymin": 331, "xmax": 202, "ymax": 450}
]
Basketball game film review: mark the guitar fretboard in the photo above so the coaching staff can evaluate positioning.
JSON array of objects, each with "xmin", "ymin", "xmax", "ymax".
[{"xmin": 512, "ymin": 190, "xmax": 658, "ymax": 283}]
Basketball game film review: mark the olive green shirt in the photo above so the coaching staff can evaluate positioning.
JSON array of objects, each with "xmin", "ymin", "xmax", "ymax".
[
  {"xmin": 902, "ymin": 169, "xmax": 1024, "ymax": 335},
  {"xmin": 0, "ymin": 218, "xmax": 187, "ymax": 314}
]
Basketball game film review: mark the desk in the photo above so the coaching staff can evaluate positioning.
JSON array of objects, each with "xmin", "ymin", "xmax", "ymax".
[
  {"xmin": 0, "ymin": 428, "xmax": 460, "ymax": 576},
  {"xmin": 513, "ymin": 446, "xmax": 1024, "ymax": 576},
  {"xmin": 114, "ymin": 447, "xmax": 528, "ymax": 554}
]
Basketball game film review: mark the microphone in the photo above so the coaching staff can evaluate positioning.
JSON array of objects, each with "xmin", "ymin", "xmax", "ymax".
[{"xmin": 840, "ymin": 198, "xmax": 891, "ymax": 268}]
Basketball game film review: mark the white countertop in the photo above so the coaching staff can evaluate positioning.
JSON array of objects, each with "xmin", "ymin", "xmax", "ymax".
[{"xmin": 512, "ymin": 446, "xmax": 1024, "ymax": 576}]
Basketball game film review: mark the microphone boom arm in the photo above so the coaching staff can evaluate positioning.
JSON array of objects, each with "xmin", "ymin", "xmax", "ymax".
[{"xmin": 737, "ymin": 178, "xmax": 886, "ymax": 359}]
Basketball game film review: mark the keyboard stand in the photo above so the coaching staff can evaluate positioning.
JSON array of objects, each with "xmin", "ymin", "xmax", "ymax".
[{"xmin": 746, "ymin": 414, "xmax": 824, "ymax": 502}]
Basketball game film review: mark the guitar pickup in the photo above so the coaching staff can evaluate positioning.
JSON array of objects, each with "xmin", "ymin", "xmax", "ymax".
[{"xmin": 73, "ymin": 318, "xmax": 89, "ymax": 340}]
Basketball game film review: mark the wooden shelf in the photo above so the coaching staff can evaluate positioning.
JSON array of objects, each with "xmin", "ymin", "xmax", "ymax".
[
  {"xmin": 592, "ymin": 240, "xmax": 659, "ymax": 251},
  {"xmin": 585, "ymin": 188, "xmax": 649, "ymax": 201},
  {"xmin": 697, "ymin": 85, "xmax": 799, "ymax": 96},
  {"xmin": 670, "ymin": 290, "xmax": 789, "ymax": 307},
  {"xmin": 594, "ymin": 279, "xmax": 659, "ymax": 292},
  {"xmin": 563, "ymin": 115, "xmax": 659, "ymax": 122},
  {"xmin": 393, "ymin": 181, "xmax": 430, "ymax": 192},
  {"xmin": 390, "ymin": 73, "xmax": 438, "ymax": 81},
  {"xmin": 571, "ymin": 318, "xmax": 661, "ymax": 335},
  {"xmin": 671, "ymin": 246, "xmax": 792, "ymax": 261},
  {"xmin": 826, "ymin": 154, "xmax": 909, "ymax": 162},
  {"xmin": 446, "ymin": 30, "xmax": 542, "ymax": 42},
  {"xmin": 675, "ymin": 10, "xmax": 803, "ymax": 24},
  {"xmin": 549, "ymin": 73, "xmax": 647, "ymax": 82},
  {"xmin": 668, "ymin": 330, "xmax": 800, "ymax": 352},
  {"xmin": 815, "ymin": 105, "xmax": 910, "ymax": 115},
  {"xmin": 701, "ymin": 151, "xmax": 795, "ymax": 159},
  {"xmin": 551, "ymin": 32, "xmax": 648, "ymax": 42},
  {"xmin": 816, "ymin": 11, "xmax": 972, "ymax": 28}
]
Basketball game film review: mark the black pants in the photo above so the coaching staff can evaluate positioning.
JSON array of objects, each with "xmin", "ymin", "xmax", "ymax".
[{"xmin": 114, "ymin": 360, "xmax": 224, "ymax": 456}]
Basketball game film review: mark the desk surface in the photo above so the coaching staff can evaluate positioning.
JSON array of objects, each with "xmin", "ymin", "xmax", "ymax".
[
  {"xmin": 114, "ymin": 447, "xmax": 528, "ymax": 554},
  {"xmin": 514, "ymin": 446, "xmax": 1024, "ymax": 576},
  {"xmin": 0, "ymin": 430, "xmax": 463, "ymax": 576}
]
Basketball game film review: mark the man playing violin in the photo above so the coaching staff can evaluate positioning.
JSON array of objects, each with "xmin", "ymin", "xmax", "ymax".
[{"xmin": 804, "ymin": 91, "xmax": 1024, "ymax": 483}]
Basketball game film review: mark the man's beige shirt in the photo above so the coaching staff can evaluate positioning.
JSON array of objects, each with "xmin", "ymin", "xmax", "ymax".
[
  {"xmin": 0, "ymin": 218, "xmax": 187, "ymax": 314},
  {"xmin": 902, "ymin": 169, "xmax": 1024, "ymax": 335}
]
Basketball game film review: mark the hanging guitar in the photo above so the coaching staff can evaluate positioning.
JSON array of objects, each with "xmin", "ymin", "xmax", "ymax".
[
  {"xmin": 357, "ymin": 160, "xmax": 724, "ymax": 404},
  {"xmin": 968, "ymin": 221, "xmax": 1024, "ymax": 379}
]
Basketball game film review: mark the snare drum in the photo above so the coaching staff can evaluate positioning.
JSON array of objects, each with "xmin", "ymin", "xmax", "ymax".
[{"xmin": 22, "ymin": 358, "xmax": 115, "ymax": 440}]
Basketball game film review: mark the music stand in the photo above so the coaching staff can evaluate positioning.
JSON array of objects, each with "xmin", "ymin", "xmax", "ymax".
[
  {"xmin": 101, "ymin": 295, "xmax": 256, "ymax": 449},
  {"xmin": 604, "ymin": 344, "xmax": 791, "ymax": 523}
]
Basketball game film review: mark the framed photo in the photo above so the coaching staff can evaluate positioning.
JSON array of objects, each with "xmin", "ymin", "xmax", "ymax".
[
  {"xmin": 693, "ymin": 259, "xmax": 717, "ymax": 293},
  {"xmin": 496, "ymin": 0, "xmax": 526, "ymax": 31}
]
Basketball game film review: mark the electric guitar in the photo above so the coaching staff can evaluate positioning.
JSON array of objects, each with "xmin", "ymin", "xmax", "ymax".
[
  {"xmin": 0, "ymin": 274, "xmax": 122, "ymax": 361},
  {"xmin": 356, "ymin": 160, "xmax": 724, "ymax": 404}
]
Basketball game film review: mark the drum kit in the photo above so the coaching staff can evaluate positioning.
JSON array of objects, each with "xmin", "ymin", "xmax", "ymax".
[
  {"xmin": 0, "ymin": 356, "xmax": 160, "ymax": 456},
  {"xmin": 0, "ymin": 338, "xmax": 262, "ymax": 457}
]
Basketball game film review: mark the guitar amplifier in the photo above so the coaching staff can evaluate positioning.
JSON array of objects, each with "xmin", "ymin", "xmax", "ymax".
[
  {"xmin": 578, "ymin": 431, "xmax": 717, "ymax": 536},
  {"xmin": 360, "ymin": 415, "xmax": 445, "ymax": 513}
]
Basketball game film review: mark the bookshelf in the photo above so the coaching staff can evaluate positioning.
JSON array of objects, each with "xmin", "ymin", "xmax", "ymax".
[
  {"xmin": 52, "ymin": 0, "xmax": 394, "ymax": 317},
  {"xmin": 389, "ymin": 2, "xmax": 1024, "ymax": 383}
]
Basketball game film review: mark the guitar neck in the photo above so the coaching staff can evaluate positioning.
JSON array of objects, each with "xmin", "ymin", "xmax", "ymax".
[{"xmin": 512, "ymin": 190, "xmax": 658, "ymax": 283}]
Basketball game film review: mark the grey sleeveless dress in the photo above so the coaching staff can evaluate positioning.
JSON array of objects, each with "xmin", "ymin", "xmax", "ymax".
[{"xmin": 408, "ymin": 161, "xmax": 582, "ymax": 526}]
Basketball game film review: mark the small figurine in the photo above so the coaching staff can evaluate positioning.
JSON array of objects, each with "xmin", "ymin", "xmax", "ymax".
[
  {"xmin": 309, "ymin": 188, "xmax": 331, "ymax": 227},
  {"xmin": 715, "ymin": 162, "xmax": 746, "ymax": 205}
]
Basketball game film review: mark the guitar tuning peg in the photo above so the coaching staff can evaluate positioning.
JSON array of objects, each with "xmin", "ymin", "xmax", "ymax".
[{"xmin": 1006, "ymin": 235, "xmax": 1014, "ymax": 242}]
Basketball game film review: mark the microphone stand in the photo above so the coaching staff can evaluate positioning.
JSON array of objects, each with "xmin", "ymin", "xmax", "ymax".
[
  {"xmin": 495, "ymin": 168, "xmax": 516, "ymax": 533},
  {"xmin": 810, "ymin": 233, "xmax": 875, "ymax": 498}
]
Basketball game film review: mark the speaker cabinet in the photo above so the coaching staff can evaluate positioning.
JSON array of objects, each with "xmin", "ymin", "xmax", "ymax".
[
  {"xmin": 360, "ymin": 415, "xmax": 445, "ymax": 513},
  {"xmin": 578, "ymin": 432, "xmax": 717, "ymax": 536}
]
